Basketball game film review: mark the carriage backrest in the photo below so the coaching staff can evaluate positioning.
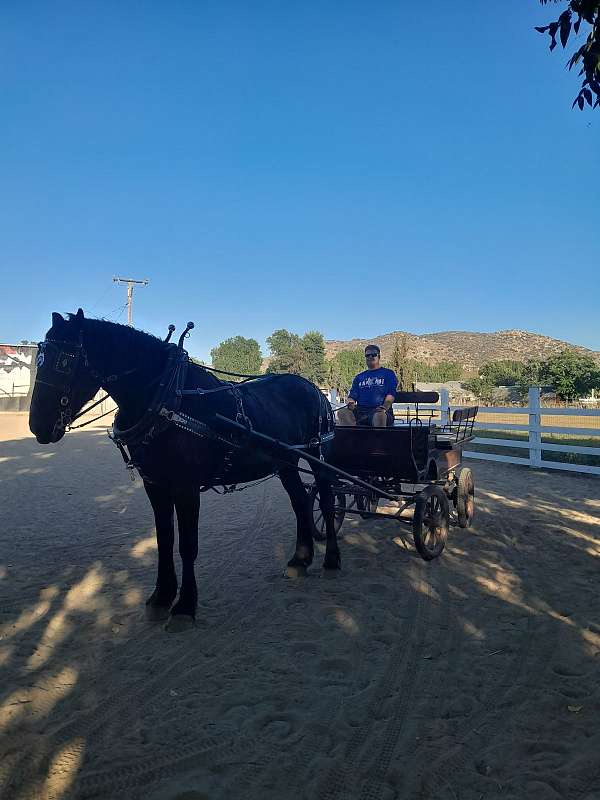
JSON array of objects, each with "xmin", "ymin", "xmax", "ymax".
[
  {"xmin": 451, "ymin": 405, "xmax": 478, "ymax": 423},
  {"xmin": 395, "ymin": 391, "xmax": 440, "ymax": 404}
]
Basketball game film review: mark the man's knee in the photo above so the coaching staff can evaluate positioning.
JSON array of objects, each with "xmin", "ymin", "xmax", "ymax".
[
  {"xmin": 337, "ymin": 407, "xmax": 356, "ymax": 426},
  {"xmin": 371, "ymin": 409, "xmax": 388, "ymax": 427}
]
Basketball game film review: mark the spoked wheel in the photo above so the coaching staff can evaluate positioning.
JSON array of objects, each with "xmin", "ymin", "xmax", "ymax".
[
  {"xmin": 308, "ymin": 485, "xmax": 346, "ymax": 541},
  {"xmin": 455, "ymin": 467, "xmax": 475, "ymax": 528},
  {"xmin": 355, "ymin": 492, "xmax": 378, "ymax": 519},
  {"xmin": 413, "ymin": 485, "xmax": 449, "ymax": 561}
]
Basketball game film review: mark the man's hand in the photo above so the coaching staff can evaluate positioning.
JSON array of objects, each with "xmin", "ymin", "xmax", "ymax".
[{"xmin": 381, "ymin": 394, "xmax": 395, "ymax": 412}]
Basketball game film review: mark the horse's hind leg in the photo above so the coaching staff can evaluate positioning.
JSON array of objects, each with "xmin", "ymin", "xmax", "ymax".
[
  {"xmin": 167, "ymin": 483, "xmax": 200, "ymax": 631},
  {"xmin": 144, "ymin": 480, "xmax": 178, "ymax": 621},
  {"xmin": 280, "ymin": 466, "xmax": 314, "ymax": 576},
  {"xmin": 315, "ymin": 471, "xmax": 341, "ymax": 571}
]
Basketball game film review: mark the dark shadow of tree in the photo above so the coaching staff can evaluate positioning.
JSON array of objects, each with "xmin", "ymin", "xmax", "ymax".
[{"xmin": 0, "ymin": 431, "xmax": 598, "ymax": 800}]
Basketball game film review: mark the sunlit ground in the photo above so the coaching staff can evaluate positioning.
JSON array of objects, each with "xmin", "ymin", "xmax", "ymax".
[{"xmin": 1, "ymin": 413, "xmax": 599, "ymax": 800}]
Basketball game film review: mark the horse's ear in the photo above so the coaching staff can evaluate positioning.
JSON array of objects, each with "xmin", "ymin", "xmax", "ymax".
[
  {"xmin": 52, "ymin": 312, "xmax": 64, "ymax": 327},
  {"xmin": 75, "ymin": 308, "xmax": 84, "ymax": 322}
]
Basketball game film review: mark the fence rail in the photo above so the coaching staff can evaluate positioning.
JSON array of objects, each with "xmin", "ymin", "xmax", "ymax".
[{"xmin": 439, "ymin": 387, "xmax": 600, "ymax": 476}]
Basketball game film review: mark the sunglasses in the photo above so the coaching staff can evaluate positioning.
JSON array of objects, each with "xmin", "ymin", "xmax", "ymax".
[{"xmin": 365, "ymin": 353, "xmax": 379, "ymax": 358}]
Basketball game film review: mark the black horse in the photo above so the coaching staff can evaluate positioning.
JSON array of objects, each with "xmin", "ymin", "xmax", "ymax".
[{"xmin": 29, "ymin": 309, "xmax": 339, "ymax": 630}]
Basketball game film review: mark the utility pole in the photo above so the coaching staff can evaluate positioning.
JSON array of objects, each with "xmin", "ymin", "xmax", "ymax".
[{"xmin": 112, "ymin": 277, "xmax": 149, "ymax": 326}]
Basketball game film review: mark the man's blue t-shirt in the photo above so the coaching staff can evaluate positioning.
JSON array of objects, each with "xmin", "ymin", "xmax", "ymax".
[{"xmin": 348, "ymin": 367, "xmax": 398, "ymax": 410}]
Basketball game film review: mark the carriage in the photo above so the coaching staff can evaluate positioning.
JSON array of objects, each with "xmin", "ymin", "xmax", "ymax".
[{"xmin": 306, "ymin": 392, "xmax": 478, "ymax": 561}]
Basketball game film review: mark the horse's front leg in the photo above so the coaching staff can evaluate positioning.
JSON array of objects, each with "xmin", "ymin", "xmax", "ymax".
[
  {"xmin": 315, "ymin": 472, "xmax": 341, "ymax": 571},
  {"xmin": 144, "ymin": 480, "xmax": 178, "ymax": 620},
  {"xmin": 167, "ymin": 483, "xmax": 200, "ymax": 631},
  {"xmin": 280, "ymin": 467, "xmax": 314, "ymax": 577}
]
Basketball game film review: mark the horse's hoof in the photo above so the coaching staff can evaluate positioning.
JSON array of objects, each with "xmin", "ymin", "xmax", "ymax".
[
  {"xmin": 321, "ymin": 566, "xmax": 341, "ymax": 579},
  {"xmin": 286, "ymin": 564, "xmax": 308, "ymax": 578},
  {"xmin": 145, "ymin": 604, "xmax": 172, "ymax": 622},
  {"xmin": 322, "ymin": 554, "xmax": 342, "ymax": 573},
  {"xmin": 165, "ymin": 614, "xmax": 196, "ymax": 633}
]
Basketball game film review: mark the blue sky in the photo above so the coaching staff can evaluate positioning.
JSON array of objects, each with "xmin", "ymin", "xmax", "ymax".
[{"xmin": 1, "ymin": 1, "xmax": 598, "ymax": 362}]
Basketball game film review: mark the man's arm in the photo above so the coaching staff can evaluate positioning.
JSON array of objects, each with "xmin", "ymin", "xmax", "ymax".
[
  {"xmin": 377, "ymin": 370, "xmax": 398, "ymax": 411},
  {"xmin": 347, "ymin": 375, "xmax": 359, "ymax": 409},
  {"xmin": 378, "ymin": 393, "xmax": 395, "ymax": 411}
]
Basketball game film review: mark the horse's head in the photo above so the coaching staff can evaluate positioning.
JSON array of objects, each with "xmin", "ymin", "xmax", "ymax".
[{"xmin": 29, "ymin": 309, "xmax": 102, "ymax": 444}]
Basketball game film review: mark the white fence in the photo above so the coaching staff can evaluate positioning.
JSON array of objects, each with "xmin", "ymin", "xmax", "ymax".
[{"xmin": 425, "ymin": 387, "xmax": 600, "ymax": 476}]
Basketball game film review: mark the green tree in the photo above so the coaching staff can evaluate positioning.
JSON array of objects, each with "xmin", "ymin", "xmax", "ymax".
[
  {"xmin": 419, "ymin": 360, "xmax": 464, "ymax": 382},
  {"xmin": 266, "ymin": 328, "xmax": 328, "ymax": 383},
  {"xmin": 266, "ymin": 329, "xmax": 306, "ymax": 374},
  {"xmin": 327, "ymin": 349, "xmax": 365, "ymax": 395},
  {"xmin": 536, "ymin": 1, "xmax": 600, "ymax": 109},
  {"xmin": 543, "ymin": 349, "xmax": 600, "ymax": 400},
  {"xmin": 301, "ymin": 331, "xmax": 327, "ymax": 385},
  {"xmin": 463, "ymin": 376, "xmax": 497, "ymax": 403},
  {"xmin": 210, "ymin": 336, "xmax": 262, "ymax": 380},
  {"xmin": 516, "ymin": 359, "xmax": 547, "ymax": 398},
  {"xmin": 387, "ymin": 335, "xmax": 410, "ymax": 390},
  {"xmin": 479, "ymin": 360, "xmax": 525, "ymax": 387}
]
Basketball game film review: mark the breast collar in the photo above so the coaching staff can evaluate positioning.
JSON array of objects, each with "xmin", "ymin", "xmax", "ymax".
[{"xmin": 111, "ymin": 344, "xmax": 188, "ymax": 449}]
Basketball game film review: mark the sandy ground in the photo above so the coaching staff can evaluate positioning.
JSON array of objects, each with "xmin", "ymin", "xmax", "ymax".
[{"xmin": 1, "ymin": 412, "xmax": 599, "ymax": 800}]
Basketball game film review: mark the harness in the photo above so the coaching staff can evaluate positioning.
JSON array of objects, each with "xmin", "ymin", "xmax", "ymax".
[{"xmin": 36, "ymin": 322, "xmax": 335, "ymax": 490}]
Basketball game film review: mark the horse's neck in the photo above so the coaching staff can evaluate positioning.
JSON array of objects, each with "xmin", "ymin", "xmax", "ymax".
[
  {"xmin": 190, "ymin": 363, "xmax": 223, "ymax": 391},
  {"xmin": 84, "ymin": 321, "xmax": 168, "ymax": 417}
]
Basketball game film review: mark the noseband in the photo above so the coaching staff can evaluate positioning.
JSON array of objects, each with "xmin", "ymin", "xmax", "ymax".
[
  {"xmin": 35, "ymin": 334, "xmax": 139, "ymax": 435},
  {"xmin": 35, "ymin": 336, "xmax": 89, "ymax": 433}
]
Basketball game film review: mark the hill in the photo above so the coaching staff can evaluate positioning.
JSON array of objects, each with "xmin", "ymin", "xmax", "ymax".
[{"xmin": 324, "ymin": 330, "xmax": 600, "ymax": 372}]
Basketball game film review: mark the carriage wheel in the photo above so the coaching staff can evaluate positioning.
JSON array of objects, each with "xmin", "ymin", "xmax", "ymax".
[
  {"xmin": 412, "ymin": 485, "xmax": 449, "ymax": 561},
  {"xmin": 309, "ymin": 486, "xmax": 346, "ymax": 542},
  {"xmin": 456, "ymin": 467, "xmax": 475, "ymax": 528},
  {"xmin": 355, "ymin": 493, "xmax": 378, "ymax": 519}
]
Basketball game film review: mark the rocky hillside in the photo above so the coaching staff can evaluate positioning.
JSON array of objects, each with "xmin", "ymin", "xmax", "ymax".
[{"xmin": 324, "ymin": 330, "xmax": 600, "ymax": 372}]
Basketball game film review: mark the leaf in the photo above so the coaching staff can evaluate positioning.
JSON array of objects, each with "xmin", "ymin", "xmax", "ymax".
[
  {"xmin": 550, "ymin": 37, "xmax": 557, "ymax": 52},
  {"xmin": 578, "ymin": 94, "xmax": 585, "ymax": 109},
  {"xmin": 574, "ymin": 16, "xmax": 582, "ymax": 35},
  {"xmin": 535, "ymin": 26, "xmax": 549, "ymax": 34},
  {"xmin": 567, "ymin": 704, "xmax": 583, "ymax": 713},
  {"xmin": 560, "ymin": 15, "xmax": 572, "ymax": 48},
  {"xmin": 583, "ymin": 88, "xmax": 593, "ymax": 105}
]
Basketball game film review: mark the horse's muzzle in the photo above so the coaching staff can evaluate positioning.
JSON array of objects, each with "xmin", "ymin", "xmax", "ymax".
[{"xmin": 34, "ymin": 426, "xmax": 65, "ymax": 445}]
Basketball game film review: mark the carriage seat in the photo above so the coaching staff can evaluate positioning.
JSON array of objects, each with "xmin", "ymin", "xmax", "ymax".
[{"xmin": 394, "ymin": 391, "xmax": 440, "ymax": 404}]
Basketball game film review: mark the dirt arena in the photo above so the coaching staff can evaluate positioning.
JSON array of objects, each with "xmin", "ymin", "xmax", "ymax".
[{"xmin": 1, "ymin": 413, "xmax": 599, "ymax": 800}]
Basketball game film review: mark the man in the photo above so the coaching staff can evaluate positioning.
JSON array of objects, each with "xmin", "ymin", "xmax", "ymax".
[{"xmin": 337, "ymin": 345, "xmax": 398, "ymax": 427}]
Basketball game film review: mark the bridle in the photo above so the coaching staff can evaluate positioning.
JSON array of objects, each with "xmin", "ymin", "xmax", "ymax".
[{"xmin": 34, "ymin": 334, "xmax": 139, "ymax": 435}]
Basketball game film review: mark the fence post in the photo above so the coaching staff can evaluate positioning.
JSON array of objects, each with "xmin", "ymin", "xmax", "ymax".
[
  {"xmin": 440, "ymin": 388, "xmax": 449, "ymax": 426},
  {"xmin": 528, "ymin": 386, "xmax": 542, "ymax": 468},
  {"xmin": 329, "ymin": 388, "xmax": 337, "ymax": 406}
]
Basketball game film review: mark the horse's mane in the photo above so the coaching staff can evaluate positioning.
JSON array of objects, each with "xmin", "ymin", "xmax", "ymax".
[{"xmin": 76, "ymin": 315, "xmax": 221, "ymax": 386}]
